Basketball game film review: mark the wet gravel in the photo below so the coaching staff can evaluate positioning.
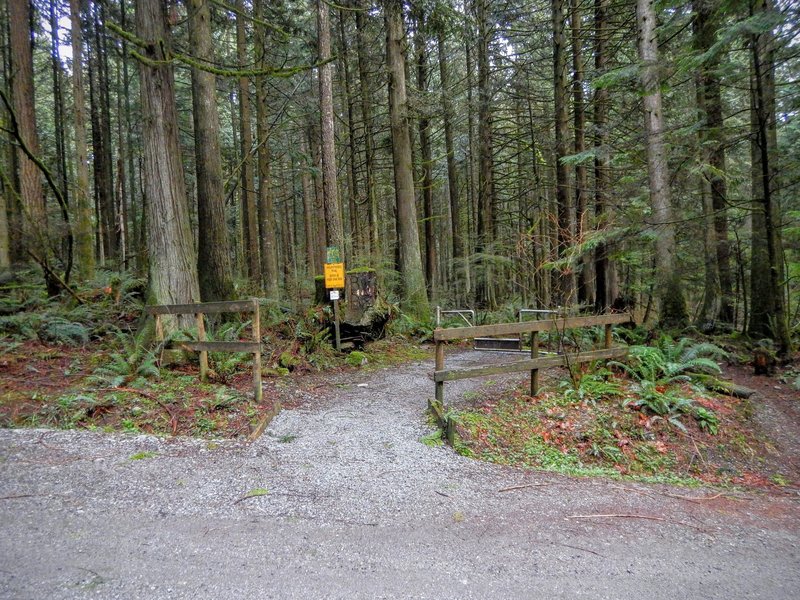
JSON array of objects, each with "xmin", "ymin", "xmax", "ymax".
[{"xmin": 1, "ymin": 350, "xmax": 798, "ymax": 599}]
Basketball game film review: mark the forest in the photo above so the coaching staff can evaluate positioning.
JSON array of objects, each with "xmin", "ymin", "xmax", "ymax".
[{"xmin": 1, "ymin": 0, "xmax": 798, "ymax": 350}]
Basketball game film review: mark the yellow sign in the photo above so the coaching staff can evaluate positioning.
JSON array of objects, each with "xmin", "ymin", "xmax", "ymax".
[{"xmin": 324, "ymin": 263, "xmax": 345, "ymax": 289}]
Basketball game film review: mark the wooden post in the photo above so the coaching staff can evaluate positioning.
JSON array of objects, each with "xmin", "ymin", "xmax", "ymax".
[
  {"xmin": 604, "ymin": 323, "xmax": 612, "ymax": 349},
  {"xmin": 252, "ymin": 298, "xmax": 262, "ymax": 402},
  {"xmin": 530, "ymin": 331, "xmax": 539, "ymax": 396},
  {"xmin": 333, "ymin": 296, "xmax": 341, "ymax": 351},
  {"xmin": 196, "ymin": 312, "xmax": 208, "ymax": 382},
  {"xmin": 154, "ymin": 314, "xmax": 164, "ymax": 342},
  {"xmin": 435, "ymin": 341, "xmax": 445, "ymax": 403}
]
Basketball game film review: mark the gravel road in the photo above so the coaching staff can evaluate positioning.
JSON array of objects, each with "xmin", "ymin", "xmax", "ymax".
[{"xmin": 1, "ymin": 351, "xmax": 798, "ymax": 599}]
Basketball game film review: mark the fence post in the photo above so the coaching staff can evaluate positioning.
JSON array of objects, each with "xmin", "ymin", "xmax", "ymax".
[
  {"xmin": 196, "ymin": 312, "xmax": 208, "ymax": 382},
  {"xmin": 435, "ymin": 340, "xmax": 444, "ymax": 404},
  {"xmin": 604, "ymin": 323, "xmax": 612, "ymax": 349},
  {"xmin": 530, "ymin": 331, "xmax": 539, "ymax": 396},
  {"xmin": 252, "ymin": 298, "xmax": 262, "ymax": 403}
]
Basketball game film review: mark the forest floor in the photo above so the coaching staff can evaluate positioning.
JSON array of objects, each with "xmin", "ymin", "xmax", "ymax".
[
  {"xmin": 1, "ymin": 348, "xmax": 798, "ymax": 598},
  {"xmin": 1, "ymin": 332, "xmax": 799, "ymax": 491}
]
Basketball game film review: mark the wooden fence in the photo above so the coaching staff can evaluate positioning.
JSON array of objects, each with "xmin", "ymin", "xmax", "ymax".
[
  {"xmin": 146, "ymin": 299, "xmax": 263, "ymax": 402},
  {"xmin": 430, "ymin": 313, "xmax": 633, "ymax": 440}
]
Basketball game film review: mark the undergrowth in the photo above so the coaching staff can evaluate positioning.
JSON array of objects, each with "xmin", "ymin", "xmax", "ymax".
[{"xmin": 448, "ymin": 335, "xmax": 767, "ymax": 486}]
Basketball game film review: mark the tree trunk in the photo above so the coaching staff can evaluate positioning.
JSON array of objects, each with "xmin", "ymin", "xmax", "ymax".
[
  {"xmin": 300, "ymin": 136, "xmax": 317, "ymax": 276},
  {"xmin": 593, "ymin": 0, "xmax": 611, "ymax": 311},
  {"xmin": 254, "ymin": 0, "xmax": 279, "ymax": 298},
  {"xmin": 414, "ymin": 5, "xmax": 436, "ymax": 299},
  {"xmin": 70, "ymin": 0, "xmax": 95, "ymax": 281},
  {"xmin": 475, "ymin": 0, "xmax": 495, "ymax": 308},
  {"xmin": 136, "ymin": 0, "xmax": 200, "ymax": 318},
  {"xmin": 694, "ymin": 0, "xmax": 733, "ymax": 325},
  {"xmin": 385, "ymin": 0, "xmax": 428, "ymax": 317},
  {"xmin": 355, "ymin": 1, "xmax": 379, "ymax": 261},
  {"xmin": 747, "ymin": 0, "xmax": 790, "ymax": 355},
  {"xmin": 436, "ymin": 20, "xmax": 463, "ymax": 301},
  {"xmin": 48, "ymin": 0, "xmax": 69, "ymax": 215},
  {"xmin": 187, "ymin": 0, "xmax": 235, "ymax": 302},
  {"xmin": 636, "ymin": 0, "xmax": 687, "ymax": 328},
  {"xmin": 318, "ymin": 0, "xmax": 345, "ymax": 261},
  {"xmin": 553, "ymin": 0, "xmax": 574, "ymax": 307},
  {"xmin": 9, "ymin": 0, "xmax": 57, "ymax": 294},
  {"xmin": 571, "ymin": 0, "xmax": 591, "ymax": 306},
  {"xmin": 93, "ymin": 4, "xmax": 117, "ymax": 262},
  {"xmin": 237, "ymin": 0, "xmax": 260, "ymax": 283}
]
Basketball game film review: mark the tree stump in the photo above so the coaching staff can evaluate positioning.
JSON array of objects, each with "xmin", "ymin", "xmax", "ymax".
[{"xmin": 345, "ymin": 269, "xmax": 377, "ymax": 323}]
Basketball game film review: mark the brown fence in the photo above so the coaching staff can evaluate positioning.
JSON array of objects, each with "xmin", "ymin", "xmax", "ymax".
[
  {"xmin": 146, "ymin": 299, "xmax": 263, "ymax": 402},
  {"xmin": 430, "ymin": 313, "xmax": 633, "ymax": 440}
]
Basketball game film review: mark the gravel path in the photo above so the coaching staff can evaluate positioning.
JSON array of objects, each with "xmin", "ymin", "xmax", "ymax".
[{"xmin": 1, "ymin": 351, "xmax": 798, "ymax": 599}]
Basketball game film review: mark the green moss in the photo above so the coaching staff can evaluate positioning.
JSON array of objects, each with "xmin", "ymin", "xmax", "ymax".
[
  {"xmin": 279, "ymin": 351, "xmax": 300, "ymax": 369},
  {"xmin": 346, "ymin": 267, "xmax": 376, "ymax": 274},
  {"xmin": 346, "ymin": 351, "xmax": 368, "ymax": 367}
]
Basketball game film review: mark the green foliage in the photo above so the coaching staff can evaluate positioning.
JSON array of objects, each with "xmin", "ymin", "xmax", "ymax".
[
  {"xmin": 694, "ymin": 406, "xmax": 719, "ymax": 435},
  {"xmin": 623, "ymin": 381, "xmax": 694, "ymax": 432},
  {"xmin": 420, "ymin": 429, "xmax": 444, "ymax": 447},
  {"xmin": 560, "ymin": 368, "xmax": 624, "ymax": 404},
  {"xmin": 88, "ymin": 332, "xmax": 159, "ymax": 388},
  {"xmin": 129, "ymin": 451, "xmax": 156, "ymax": 460},
  {"xmin": 345, "ymin": 351, "xmax": 367, "ymax": 367},
  {"xmin": 609, "ymin": 336, "xmax": 725, "ymax": 386},
  {"xmin": 242, "ymin": 487, "xmax": 269, "ymax": 499},
  {"xmin": 386, "ymin": 308, "xmax": 435, "ymax": 342},
  {"xmin": 39, "ymin": 316, "xmax": 89, "ymax": 346}
]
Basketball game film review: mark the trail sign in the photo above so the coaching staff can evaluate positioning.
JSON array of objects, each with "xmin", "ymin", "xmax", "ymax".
[
  {"xmin": 326, "ymin": 246, "xmax": 341, "ymax": 264},
  {"xmin": 324, "ymin": 263, "xmax": 345, "ymax": 289}
]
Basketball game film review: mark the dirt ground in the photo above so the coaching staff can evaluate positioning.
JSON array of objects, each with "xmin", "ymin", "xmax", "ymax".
[{"xmin": 1, "ymin": 350, "xmax": 798, "ymax": 599}]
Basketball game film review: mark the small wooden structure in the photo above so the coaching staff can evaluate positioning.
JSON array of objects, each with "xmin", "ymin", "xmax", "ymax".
[
  {"xmin": 146, "ymin": 299, "xmax": 263, "ymax": 402},
  {"xmin": 430, "ymin": 313, "xmax": 632, "ymax": 442}
]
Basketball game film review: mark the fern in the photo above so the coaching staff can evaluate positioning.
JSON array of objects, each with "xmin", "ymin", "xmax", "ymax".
[
  {"xmin": 561, "ymin": 368, "xmax": 624, "ymax": 404},
  {"xmin": 40, "ymin": 317, "xmax": 89, "ymax": 346},
  {"xmin": 611, "ymin": 338, "xmax": 724, "ymax": 385}
]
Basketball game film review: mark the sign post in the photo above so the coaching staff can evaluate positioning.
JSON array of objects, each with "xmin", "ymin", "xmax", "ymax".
[{"xmin": 324, "ymin": 255, "xmax": 344, "ymax": 351}]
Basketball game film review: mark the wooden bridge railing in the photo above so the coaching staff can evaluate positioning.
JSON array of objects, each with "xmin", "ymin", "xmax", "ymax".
[
  {"xmin": 432, "ymin": 313, "xmax": 633, "ymax": 406},
  {"xmin": 146, "ymin": 299, "xmax": 263, "ymax": 402}
]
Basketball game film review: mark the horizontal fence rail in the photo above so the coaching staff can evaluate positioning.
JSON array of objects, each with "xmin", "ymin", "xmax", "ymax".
[
  {"xmin": 433, "ymin": 312, "xmax": 632, "ymax": 404},
  {"xmin": 146, "ymin": 298, "xmax": 263, "ymax": 402},
  {"xmin": 434, "ymin": 346, "xmax": 628, "ymax": 383},
  {"xmin": 430, "ymin": 312, "xmax": 633, "ymax": 444},
  {"xmin": 433, "ymin": 313, "xmax": 632, "ymax": 342}
]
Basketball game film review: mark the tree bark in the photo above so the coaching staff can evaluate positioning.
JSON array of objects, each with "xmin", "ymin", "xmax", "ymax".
[
  {"xmin": 300, "ymin": 136, "xmax": 317, "ymax": 276},
  {"xmin": 70, "ymin": 0, "xmax": 95, "ymax": 281},
  {"xmin": 385, "ymin": 0, "xmax": 428, "ymax": 316},
  {"xmin": 355, "ymin": 1, "xmax": 379, "ymax": 260},
  {"xmin": 414, "ymin": 5, "xmax": 436, "ymax": 299},
  {"xmin": 694, "ymin": 0, "xmax": 733, "ymax": 324},
  {"xmin": 9, "ymin": 0, "xmax": 56, "ymax": 294},
  {"xmin": 553, "ymin": 0, "xmax": 574, "ymax": 307},
  {"xmin": 338, "ymin": 9, "xmax": 360, "ymax": 260},
  {"xmin": 254, "ymin": 0, "xmax": 279, "ymax": 297},
  {"xmin": 636, "ymin": 0, "xmax": 687, "ymax": 327},
  {"xmin": 187, "ymin": 0, "xmax": 235, "ymax": 302},
  {"xmin": 92, "ymin": 3, "xmax": 117, "ymax": 262},
  {"xmin": 318, "ymin": 0, "xmax": 345, "ymax": 261},
  {"xmin": 593, "ymin": 0, "xmax": 611, "ymax": 311},
  {"xmin": 436, "ymin": 18, "xmax": 464, "ymax": 301},
  {"xmin": 475, "ymin": 0, "xmax": 495, "ymax": 308},
  {"xmin": 571, "ymin": 0, "xmax": 591, "ymax": 306},
  {"xmin": 136, "ymin": 0, "xmax": 200, "ymax": 318},
  {"xmin": 237, "ymin": 0, "xmax": 260, "ymax": 282},
  {"xmin": 747, "ymin": 0, "xmax": 790, "ymax": 355}
]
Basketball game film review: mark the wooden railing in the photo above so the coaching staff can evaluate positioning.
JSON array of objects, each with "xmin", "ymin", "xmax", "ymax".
[
  {"xmin": 432, "ymin": 312, "xmax": 633, "ymax": 406},
  {"xmin": 146, "ymin": 299, "xmax": 263, "ymax": 402}
]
